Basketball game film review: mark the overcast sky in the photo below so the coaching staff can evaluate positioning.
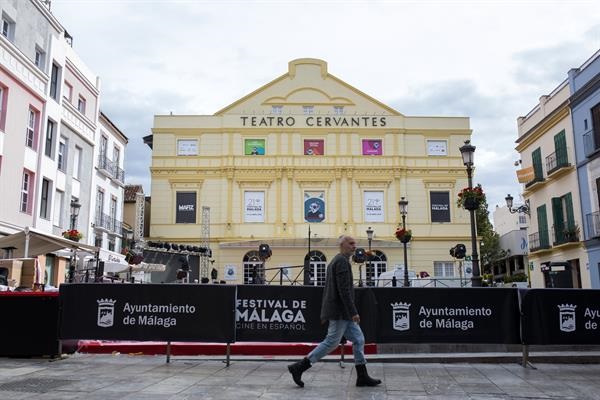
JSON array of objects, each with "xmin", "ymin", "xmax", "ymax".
[{"xmin": 50, "ymin": 0, "xmax": 600, "ymax": 217}]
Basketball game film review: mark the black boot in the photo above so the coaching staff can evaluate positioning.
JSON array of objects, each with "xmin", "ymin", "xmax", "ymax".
[
  {"xmin": 355, "ymin": 364, "xmax": 382, "ymax": 387},
  {"xmin": 288, "ymin": 357, "xmax": 312, "ymax": 387}
]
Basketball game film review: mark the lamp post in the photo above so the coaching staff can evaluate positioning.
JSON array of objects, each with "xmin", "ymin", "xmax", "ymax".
[
  {"xmin": 366, "ymin": 227, "xmax": 374, "ymax": 286},
  {"xmin": 459, "ymin": 140, "xmax": 482, "ymax": 287},
  {"xmin": 505, "ymin": 194, "xmax": 531, "ymax": 216},
  {"xmin": 398, "ymin": 197, "xmax": 409, "ymax": 287},
  {"xmin": 68, "ymin": 199, "xmax": 81, "ymax": 283}
]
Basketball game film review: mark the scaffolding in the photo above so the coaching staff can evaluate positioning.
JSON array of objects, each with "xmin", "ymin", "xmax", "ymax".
[{"xmin": 200, "ymin": 206, "xmax": 210, "ymax": 279}]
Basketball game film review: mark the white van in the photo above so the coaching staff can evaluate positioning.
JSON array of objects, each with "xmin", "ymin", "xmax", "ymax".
[{"xmin": 375, "ymin": 267, "xmax": 419, "ymax": 287}]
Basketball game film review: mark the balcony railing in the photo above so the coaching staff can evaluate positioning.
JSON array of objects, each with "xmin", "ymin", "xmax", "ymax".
[
  {"xmin": 586, "ymin": 211, "xmax": 600, "ymax": 239},
  {"xmin": 97, "ymin": 153, "xmax": 125, "ymax": 184},
  {"xmin": 525, "ymin": 174, "xmax": 544, "ymax": 189},
  {"xmin": 529, "ymin": 229, "xmax": 551, "ymax": 252},
  {"xmin": 583, "ymin": 129, "xmax": 598, "ymax": 157},
  {"xmin": 94, "ymin": 212, "xmax": 123, "ymax": 234},
  {"xmin": 545, "ymin": 147, "xmax": 569, "ymax": 175},
  {"xmin": 552, "ymin": 224, "xmax": 580, "ymax": 245}
]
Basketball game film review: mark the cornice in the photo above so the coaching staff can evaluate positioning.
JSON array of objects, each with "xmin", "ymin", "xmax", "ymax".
[{"xmin": 516, "ymin": 105, "xmax": 570, "ymax": 151}]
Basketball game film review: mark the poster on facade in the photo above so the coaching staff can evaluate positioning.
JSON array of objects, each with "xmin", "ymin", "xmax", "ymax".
[
  {"xmin": 364, "ymin": 191, "xmax": 384, "ymax": 222},
  {"xmin": 244, "ymin": 191, "xmax": 265, "ymax": 222},
  {"xmin": 304, "ymin": 191, "xmax": 325, "ymax": 222},
  {"xmin": 177, "ymin": 139, "xmax": 198, "ymax": 156},
  {"xmin": 244, "ymin": 139, "xmax": 265, "ymax": 155},
  {"xmin": 304, "ymin": 139, "xmax": 324, "ymax": 155},
  {"xmin": 175, "ymin": 192, "xmax": 196, "ymax": 223},
  {"xmin": 362, "ymin": 139, "xmax": 383, "ymax": 155},
  {"xmin": 430, "ymin": 191, "xmax": 450, "ymax": 222},
  {"xmin": 224, "ymin": 265, "xmax": 237, "ymax": 281}
]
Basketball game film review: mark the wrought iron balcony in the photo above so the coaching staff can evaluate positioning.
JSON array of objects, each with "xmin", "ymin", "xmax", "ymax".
[
  {"xmin": 94, "ymin": 212, "xmax": 123, "ymax": 234},
  {"xmin": 552, "ymin": 224, "xmax": 580, "ymax": 245},
  {"xmin": 583, "ymin": 129, "xmax": 598, "ymax": 157},
  {"xmin": 586, "ymin": 210, "xmax": 600, "ymax": 240},
  {"xmin": 545, "ymin": 147, "xmax": 569, "ymax": 175},
  {"xmin": 528, "ymin": 229, "xmax": 551, "ymax": 253},
  {"xmin": 525, "ymin": 174, "xmax": 545, "ymax": 189},
  {"xmin": 97, "ymin": 153, "xmax": 125, "ymax": 184}
]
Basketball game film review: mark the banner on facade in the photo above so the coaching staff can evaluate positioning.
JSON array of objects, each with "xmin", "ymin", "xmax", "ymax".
[
  {"xmin": 304, "ymin": 191, "xmax": 325, "ymax": 222},
  {"xmin": 521, "ymin": 289, "xmax": 600, "ymax": 344},
  {"xmin": 244, "ymin": 191, "xmax": 265, "ymax": 222},
  {"xmin": 245, "ymin": 139, "xmax": 265, "ymax": 155},
  {"xmin": 362, "ymin": 139, "xmax": 382, "ymax": 155},
  {"xmin": 304, "ymin": 139, "xmax": 324, "ymax": 155},
  {"xmin": 516, "ymin": 166, "xmax": 534, "ymax": 183},
  {"xmin": 59, "ymin": 284, "xmax": 237, "ymax": 342},
  {"xmin": 372, "ymin": 288, "xmax": 521, "ymax": 343},
  {"xmin": 430, "ymin": 191, "xmax": 450, "ymax": 223},
  {"xmin": 175, "ymin": 192, "xmax": 196, "ymax": 223},
  {"xmin": 364, "ymin": 191, "xmax": 384, "ymax": 222}
]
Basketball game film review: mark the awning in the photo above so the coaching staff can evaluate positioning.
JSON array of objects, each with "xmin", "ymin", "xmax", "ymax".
[{"xmin": 0, "ymin": 227, "xmax": 98, "ymax": 258}]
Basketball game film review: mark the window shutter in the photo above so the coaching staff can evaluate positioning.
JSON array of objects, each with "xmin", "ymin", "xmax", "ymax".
[
  {"xmin": 551, "ymin": 197, "xmax": 564, "ymax": 242},
  {"xmin": 554, "ymin": 130, "xmax": 568, "ymax": 166},
  {"xmin": 537, "ymin": 204, "xmax": 549, "ymax": 247},
  {"xmin": 532, "ymin": 148, "xmax": 543, "ymax": 180}
]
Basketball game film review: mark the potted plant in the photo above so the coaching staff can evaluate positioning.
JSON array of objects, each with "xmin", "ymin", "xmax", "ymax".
[
  {"xmin": 563, "ymin": 225, "xmax": 580, "ymax": 242},
  {"xmin": 395, "ymin": 227, "xmax": 412, "ymax": 243},
  {"xmin": 62, "ymin": 229, "xmax": 82, "ymax": 242},
  {"xmin": 457, "ymin": 184, "xmax": 485, "ymax": 210}
]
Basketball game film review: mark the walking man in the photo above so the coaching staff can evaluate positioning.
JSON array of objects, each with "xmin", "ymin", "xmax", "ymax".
[{"xmin": 288, "ymin": 235, "xmax": 382, "ymax": 387}]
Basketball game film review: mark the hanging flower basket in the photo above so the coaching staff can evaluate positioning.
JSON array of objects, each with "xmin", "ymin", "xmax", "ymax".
[
  {"xmin": 457, "ymin": 184, "xmax": 485, "ymax": 210},
  {"xmin": 62, "ymin": 229, "xmax": 82, "ymax": 242},
  {"xmin": 395, "ymin": 227, "xmax": 412, "ymax": 243}
]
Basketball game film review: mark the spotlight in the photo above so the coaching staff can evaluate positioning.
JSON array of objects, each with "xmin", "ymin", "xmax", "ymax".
[
  {"xmin": 192, "ymin": 246, "xmax": 200, "ymax": 252},
  {"xmin": 258, "ymin": 244, "xmax": 271, "ymax": 261},
  {"xmin": 186, "ymin": 245, "xmax": 193, "ymax": 252},
  {"xmin": 352, "ymin": 248, "xmax": 366, "ymax": 264},
  {"xmin": 171, "ymin": 243, "xmax": 178, "ymax": 251}
]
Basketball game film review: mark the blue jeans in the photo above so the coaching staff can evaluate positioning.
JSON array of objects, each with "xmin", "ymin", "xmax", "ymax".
[{"xmin": 307, "ymin": 319, "xmax": 366, "ymax": 365}]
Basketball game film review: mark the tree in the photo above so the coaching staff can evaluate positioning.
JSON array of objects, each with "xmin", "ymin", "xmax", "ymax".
[{"xmin": 475, "ymin": 188, "xmax": 505, "ymax": 274}]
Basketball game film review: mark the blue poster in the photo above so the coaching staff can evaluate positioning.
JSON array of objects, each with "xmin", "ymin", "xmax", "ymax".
[{"xmin": 304, "ymin": 191, "xmax": 325, "ymax": 222}]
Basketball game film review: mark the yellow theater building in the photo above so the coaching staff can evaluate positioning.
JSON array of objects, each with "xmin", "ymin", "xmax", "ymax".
[{"xmin": 146, "ymin": 58, "xmax": 474, "ymax": 285}]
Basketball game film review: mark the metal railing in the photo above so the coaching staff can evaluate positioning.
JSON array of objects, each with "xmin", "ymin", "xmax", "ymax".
[
  {"xmin": 552, "ymin": 224, "xmax": 580, "ymax": 245},
  {"xmin": 586, "ymin": 211, "xmax": 600, "ymax": 240},
  {"xmin": 545, "ymin": 147, "xmax": 569, "ymax": 174},
  {"xmin": 97, "ymin": 153, "xmax": 125, "ymax": 184},
  {"xmin": 94, "ymin": 212, "xmax": 123, "ymax": 234},
  {"xmin": 529, "ymin": 229, "xmax": 550, "ymax": 252}
]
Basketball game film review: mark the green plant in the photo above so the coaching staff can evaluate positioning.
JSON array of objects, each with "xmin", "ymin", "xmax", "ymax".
[
  {"xmin": 457, "ymin": 184, "xmax": 486, "ymax": 208},
  {"xmin": 504, "ymin": 272, "xmax": 527, "ymax": 283}
]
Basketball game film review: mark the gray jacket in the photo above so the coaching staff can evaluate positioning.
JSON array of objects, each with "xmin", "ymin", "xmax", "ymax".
[{"xmin": 320, "ymin": 252, "xmax": 358, "ymax": 321}]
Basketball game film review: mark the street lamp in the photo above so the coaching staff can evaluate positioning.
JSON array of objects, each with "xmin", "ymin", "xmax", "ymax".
[
  {"xmin": 505, "ymin": 194, "xmax": 530, "ymax": 216},
  {"xmin": 366, "ymin": 226, "xmax": 374, "ymax": 286},
  {"xmin": 68, "ymin": 199, "xmax": 81, "ymax": 283},
  {"xmin": 459, "ymin": 140, "xmax": 482, "ymax": 287},
  {"xmin": 398, "ymin": 197, "xmax": 409, "ymax": 287}
]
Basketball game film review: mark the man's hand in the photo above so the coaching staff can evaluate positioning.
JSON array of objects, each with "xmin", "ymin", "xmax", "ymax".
[{"xmin": 352, "ymin": 314, "xmax": 360, "ymax": 324}]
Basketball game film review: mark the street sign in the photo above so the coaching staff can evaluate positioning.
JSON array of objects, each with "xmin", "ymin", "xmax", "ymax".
[{"xmin": 529, "ymin": 262, "xmax": 534, "ymax": 271}]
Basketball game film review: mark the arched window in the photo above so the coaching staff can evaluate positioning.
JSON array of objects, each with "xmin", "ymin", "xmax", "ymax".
[
  {"xmin": 243, "ymin": 250, "xmax": 264, "ymax": 284},
  {"xmin": 366, "ymin": 250, "xmax": 387, "ymax": 286},
  {"xmin": 304, "ymin": 250, "xmax": 327, "ymax": 286}
]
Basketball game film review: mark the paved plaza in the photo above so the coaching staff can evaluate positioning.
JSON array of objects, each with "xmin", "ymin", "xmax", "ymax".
[{"xmin": 1, "ymin": 353, "xmax": 600, "ymax": 399}]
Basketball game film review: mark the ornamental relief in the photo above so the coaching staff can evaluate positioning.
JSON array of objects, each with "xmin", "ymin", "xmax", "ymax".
[
  {"xmin": 236, "ymin": 180, "xmax": 273, "ymax": 188},
  {"xmin": 356, "ymin": 180, "xmax": 392, "ymax": 188},
  {"xmin": 424, "ymin": 181, "xmax": 455, "ymax": 189},
  {"xmin": 168, "ymin": 179, "xmax": 204, "ymax": 189}
]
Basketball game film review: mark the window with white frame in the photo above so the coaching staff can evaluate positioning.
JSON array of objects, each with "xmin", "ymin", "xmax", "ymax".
[
  {"xmin": 53, "ymin": 190, "xmax": 64, "ymax": 227},
  {"xmin": 303, "ymin": 106, "xmax": 314, "ymax": 115},
  {"xmin": 1, "ymin": 14, "xmax": 15, "ymax": 41},
  {"xmin": 44, "ymin": 119, "xmax": 55, "ymax": 158},
  {"xmin": 57, "ymin": 137, "xmax": 67, "ymax": 171},
  {"xmin": 96, "ymin": 188, "xmax": 104, "ymax": 218},
  {"xmin": 333, "ymin": 106, "xmax": 344, "ymax": 115},
  {"xmin": 49, "ymin": 63, "xmax": 60, "ymax": 100},
  {"xmin": 34, "ymin": 46, "xmax": 45, "ymax": 70},
  {"xmin": 100, "ymin": 135, "xmax": 107, "ymax": 156},
  {"xmin": 110, "ymin": 196, "xmax": 117, "ymax": 231},
  {"xmin": 113, "ymin": 146, "xmax": 120, "ymax": 167},
  {"xmin": 20, "ymin": 170, "xmax": 34, "ymax": 214},
  {"xmin": 77, "ymin": 95, "xmax": 86, "ymax": 114},
  {"xmin": 40, "ymin": 178, "xmax": 51, "ymax": 219},
  {"xmin": 433, "ymin": 261, "xmax": 455, "ymax": 277},
  {"xmin": 271, "ymin": 105, "xmax": 283, "ymax": 114},
  {"xmin": 73, "ymin": 146, "xmax": 82, "ymax": 179},
  {"xmin": 64, "ymin": 82, "xmax": 72, "ymax": 102},
  {"xmin": 0, "ymin": 85, "xmax": 6, "ymax": 131},
  {"xmin": 26, "ymin": 108, "xmax": 38, "ymax": 149}
]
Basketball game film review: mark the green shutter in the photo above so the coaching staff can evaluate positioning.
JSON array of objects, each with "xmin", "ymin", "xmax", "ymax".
[
  {"xmin": 565, "ymin": 192, "xmax": 575, "ymax": 229},
  {"xmin": 532, "ymin": 148, "xmax": 543, "ymax": 180},
  {"xmin": 552, "ymin": 197, "xmax": 564, "ymax": 243},
  {"xmin": 537, "ymin": 204, "xmax": 549, "ymax": 247},
  {"xmin": 554, "ymin": 130, "xmax": 568, "ymax": 166}
]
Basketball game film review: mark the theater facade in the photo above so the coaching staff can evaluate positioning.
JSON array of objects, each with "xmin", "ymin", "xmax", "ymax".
[{"xmin": 146, "ymin": 58, "xmax": 474, "ymax": 285}]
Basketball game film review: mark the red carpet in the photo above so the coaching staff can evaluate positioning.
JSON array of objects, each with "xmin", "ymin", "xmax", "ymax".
[{"xmin": 77, "ymin": 340, "xmax": 378, "ymax": 356}]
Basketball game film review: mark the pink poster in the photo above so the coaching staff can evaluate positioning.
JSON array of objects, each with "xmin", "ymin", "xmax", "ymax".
[
  {"xmin": 362, "ymin": 139, "xmax": 382, "ymax": 155},
  {"xmin": 304, "ymin": 139, "xmax": 324, "ymax": 155}
]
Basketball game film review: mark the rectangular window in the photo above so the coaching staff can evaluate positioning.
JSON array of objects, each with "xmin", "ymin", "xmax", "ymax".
[
  {"xmin": 40, "ymin": 178, "xmax": 51, "ymax": 219},
  {"xmin": 64, "ymin": 82, "xmax": 72, "ymax": 102},
  {"xmin": 34, "ymin": 47, "xmax": 45, "ymax": 70},
  {"xmin": 271, "ymin": 105, "xmax": 283, "ymax": 114},
  {"xmin": 0, "ymin": 85, "xmax": 7, "ymax": 131},
  {"xmin": 333, "ymin": 106, "xmax": 344, "ymax": 115},
  {"xmin": 73, "ymin": 146, "xmax": 82, "ymax": 179},
  {"xmin": 592, "ymin": 102, "xmax": 600, "ymax": 151},
  {"xmin": 110, "ymin": 196, "xmax": 117, "ymax": 232},
  {"xmin": 96, "ymin": 189, "xmax": 104, "ymax": 217},
  {"xmin": 94, "ymin": 234, "xmax": 103, "ymax": 248},
  {"xmin": 53, "ymin": 190, "xmax": 64, "ymax": 227},
  {"xmin": 26, "ymin": 108, "xmax": 38, "ymax": 149},
  {"xmin": 1, "ymin": 14, "xmax": 15, "ymax": 41},
  {"xmin": 50, "ymin": 63, "xmax": 59, "ymax": 100},
  {"xmin": 303, "ymin": 106, "xmax": 314, "ymax": 115},
  {"xmin": 100, "ymin": 135, "xmax": 108, "ymax": 156},
  {"xmin": 113, "ymin": 146, "xmax": 120, "ymax": 167},
  {"xmin": 44, "ymin": 120, "xmax": 55, "ymax": 158},
  {"xmin": 430, "ymin": 191, "xmax": 451, "ymax": 222},
  {"xmin": 433, "ymin": 261, "xmax": 455, "ymax": 277},
  {"xmin": 57, "ymin": 137, "xmax": 67, "ymax": 171},
  {"xmin": 20, "ymin": 170, "xmax": 34, "ymax": 214},
  {"xmin": 77, "ymin": 95, "xmax": 86, "ymax": 114},
  {"xmin": 531, "ymin": 147, "xmax": 544, "ymax": 181},
  {"xmin": 176, "ymin": 192, "xmax": 196, "ymax": 223}
]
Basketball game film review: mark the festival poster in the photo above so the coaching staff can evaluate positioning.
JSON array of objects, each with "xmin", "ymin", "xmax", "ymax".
[
  {"xmin": 364, "ymin": 191, "xmax": 384, "ymax": 222},
  {"xmin": 304, "ymin": 139, "xmax": 324, "ymax": 155},
  {"xmin": 244, "ymin": 139, "xmax": 265, "ymax": 155},
  {"xmin": 304, "ymin": 191, "xmax": 325, "ymax": 223},
  {"xmin": 244, "ymin": 191, "xmax": 265, "ymax": 222},
  {"xmin": 362, "ymin": 139, "xmax": 383, "ymax": 155}
]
